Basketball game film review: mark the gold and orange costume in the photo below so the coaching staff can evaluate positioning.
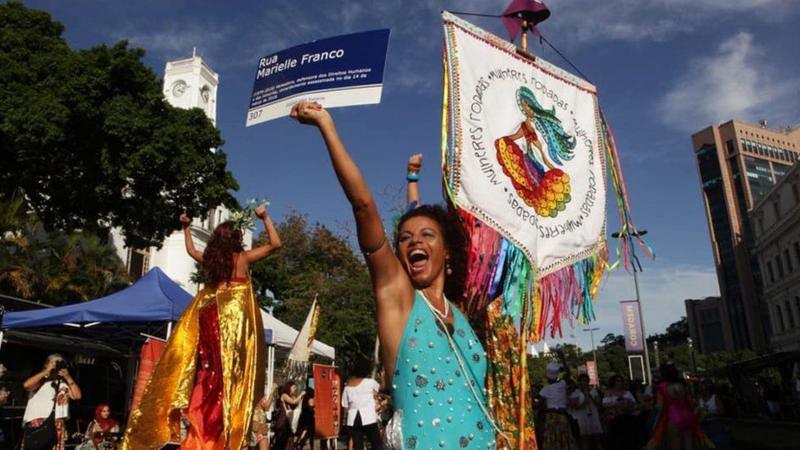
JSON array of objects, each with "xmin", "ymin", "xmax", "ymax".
[{"xmin": 121, "ymin": 279, "xmax": 265, "ymax": 450}]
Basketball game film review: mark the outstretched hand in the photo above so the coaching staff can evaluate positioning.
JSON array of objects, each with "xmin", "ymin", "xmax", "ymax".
[
  {"xmin": 179, "ymin": 213, "xmax": 191, "ymax": 228},
  {"xmin": 255, "ymin": 205, "xmax": 268, "ymax": 220},
  {"xmin": 290, "ymin": 100, "xmax": 332, "ymax": 128},
  {"xmin": 408, "ymin": 153, "xmax": 423, "ymax": 168}
]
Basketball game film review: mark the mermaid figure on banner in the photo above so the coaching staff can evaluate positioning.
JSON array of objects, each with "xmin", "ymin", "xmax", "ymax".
[{"xmin": 495, "ymin": 86, "xmax": 576, "ymax": 218}]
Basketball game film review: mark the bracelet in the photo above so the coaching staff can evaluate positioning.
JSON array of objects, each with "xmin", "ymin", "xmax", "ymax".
[
  {"xmin": 406, "ymin": 172, "xmax": 420, "ymax": 182},
  {"xmin": 407, "ymin": 163, "xmax": 421, "ymax": 172},
  {"xmin": 361, "ymin": 236, "xmax": 387, "ymax": 257}
]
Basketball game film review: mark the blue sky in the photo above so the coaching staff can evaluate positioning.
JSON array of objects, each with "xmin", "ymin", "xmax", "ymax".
[{"xmin": 21, "ymin": 0, "xmax": 800, "ymax": 350}]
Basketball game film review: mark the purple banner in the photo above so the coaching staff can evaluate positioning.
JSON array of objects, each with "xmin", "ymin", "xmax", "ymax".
[{"xmin": 620, "ymin": 300, "xmax": 644, "ymax": 352}]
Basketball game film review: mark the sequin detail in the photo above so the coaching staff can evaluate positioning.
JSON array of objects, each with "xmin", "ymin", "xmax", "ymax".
[{"xmin": 391, "ymin": 292, "xmax": 493, "ymax": 449}]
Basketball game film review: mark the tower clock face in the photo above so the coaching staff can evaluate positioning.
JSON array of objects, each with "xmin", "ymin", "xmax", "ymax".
[
  {"xmin": 200, "ymin": 85, "xmax": 211, "ymax": 104},
  {"xmin": 171, "ymin": 80, "xmax": 188, "ymax": 98}
]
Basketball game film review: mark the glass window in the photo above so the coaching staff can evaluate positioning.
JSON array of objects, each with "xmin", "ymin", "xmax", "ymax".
[
  {"xmin": 774, "ymin": 162, "xmax": 791, "ymax": 182},
  {"xmin": 786, "ymin": 300, "xmax": 796, "ymax": 329},
  {"xmin": 127, "ymin": 249, "xmax": 150, "ymax": 280},
  {"xmin": 794, "ymin": 242, "xmax": 800, "ymax": 265},
  {"xmin": 767, "ymin": 261, "xmax": 775, "ymax": 283},
  {"xmin": 786, "ymin": 249, "xmax": 794, "ymax": 272},
  {"xmin": 776, "ymin": 305, "xmax": 785, "ymax": 332},
  {"xmin": 776, "ymin": 255, "xmax": 785, "ymax": 278},
  {"xmin": 745, "ymin": 156, "xmax": 776, "ymax": 203},
  {"xmin": 726, "ymin": 140, "xmax": 735, "ymax": 155},
  {"xmin": 796, "ymin": 296, "xmax": 800, "ymax": 325}
]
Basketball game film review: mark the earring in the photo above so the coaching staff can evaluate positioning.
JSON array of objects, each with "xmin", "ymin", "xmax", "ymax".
[{"xmin": 446, "ymin": 262, "xmax": 453, "ymax": 276}]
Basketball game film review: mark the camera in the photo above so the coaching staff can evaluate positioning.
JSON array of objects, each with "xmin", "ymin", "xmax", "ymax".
[{"xmin": 53, "ymin": 359, "xmax": 68, "ymax": 371}]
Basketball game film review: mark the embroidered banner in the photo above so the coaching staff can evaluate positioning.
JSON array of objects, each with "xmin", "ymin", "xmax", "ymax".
[
  {"xmin": 443, "ymin": 12, "xmax": 606, "ymax": 276},
  {"xmin": 312, "ymin": 364, "xmax": 341, "ymax": 439}
]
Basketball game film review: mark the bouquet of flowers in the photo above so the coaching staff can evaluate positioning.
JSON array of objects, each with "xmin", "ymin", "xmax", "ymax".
[{"xmin": 229, "ymin": 198, "xmax": 269, "ymax": 231}]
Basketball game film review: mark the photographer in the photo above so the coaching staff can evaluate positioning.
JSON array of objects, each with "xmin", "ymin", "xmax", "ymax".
[{"xmin": 22, "ymin": 355, "xmax": 81, "ymax": 450}]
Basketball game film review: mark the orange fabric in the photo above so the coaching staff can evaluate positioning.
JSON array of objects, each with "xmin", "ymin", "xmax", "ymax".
[
  {"xmin": 181, "ymin": 303, "xmax": 224, "ymax": 450},
  {"xmin": 120, "ymin": 281, "xmax": 265, "ymax": 450},
  {"xmin": 312, "ymin": 365, "xmax": 341, "ymax": 439},
  {"xmin": 129, "ymin": 339, "xmax": 166, "ymax": 414}
]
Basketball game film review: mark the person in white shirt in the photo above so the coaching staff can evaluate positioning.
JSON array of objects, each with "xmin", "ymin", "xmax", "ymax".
[
  {"xmin": 538, "ymin": 362, "xmax": 577, "ymax": 450},
  {"xmin": 568, "ymin": 373, "xmax": 603, "ymax": 450},
  {"xmin": 23, "ymin": 354, "xmax": 82, "ymax": 450},
  {"xmin": 341, "ymin": 362, "xmax": 381, "ymax": 450}
]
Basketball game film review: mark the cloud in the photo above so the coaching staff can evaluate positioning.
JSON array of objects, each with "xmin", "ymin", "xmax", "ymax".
[
  {"xmin": 546, "ymin": 264, "xmax": 720, "ymax": 352},
  {"xmin": 114, "ymin": 22, "xmax": 235, "ymax": 64},
  {"xmin": 542, "ymin": 0, "xmax": 794, "ymax": 47},
  {"xmin": 658, "ymin": 32, "xmax": 799, "ymax": 130}
]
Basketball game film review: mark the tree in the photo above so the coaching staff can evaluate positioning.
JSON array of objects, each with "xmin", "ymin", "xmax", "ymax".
[
  {"xmin": 250, "ymin": 212, "xmax": 376, "ymax": 370},
  {"xmin": 601, "ymin": 333, "xmax": 624, "ymax": 347},
  {"xmin": 0, "ymin": 2, "xmax": 238, "ymax": 249},
  {"xmin": 648, "ymin": 317, "xmax": 689, "ymax": 348},
  {"xmin": 0, "ymin": 197, "xmax": 130, "ymax": 304}
]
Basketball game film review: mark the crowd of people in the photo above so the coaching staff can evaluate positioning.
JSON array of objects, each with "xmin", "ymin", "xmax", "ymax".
[
  {"xmin": 2, "ymin": 100, "xmax": 800, "ymax": 450},
  {"xmin": 3, "ymin": 352, "xmax": 798, "ymax": 450},
  {"xmin": 532, "ymin": 361, "xmax": 739, "ymax": 450}
]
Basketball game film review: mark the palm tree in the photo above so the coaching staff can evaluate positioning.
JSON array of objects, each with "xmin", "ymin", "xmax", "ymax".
[
  {"xmin": 1, "ymin": 196, "xmax": 130, "ymax": 304},
  {"xmin": 0, "ymin": 196, "xmax": 47, "ymax": 298},
  {"xmin": 44, "ymin": 232, "xmax": 130, "ymax": 303}
]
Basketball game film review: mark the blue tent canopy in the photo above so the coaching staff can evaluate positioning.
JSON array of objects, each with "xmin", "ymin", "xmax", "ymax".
[{"xmin": 1, "ymin": 267, "xmax": 192, "ymax": 329}]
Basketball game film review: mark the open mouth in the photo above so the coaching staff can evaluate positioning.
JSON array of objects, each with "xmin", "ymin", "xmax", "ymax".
[{"xmin": 407, "ymin": 248, "xmax": 429, "ymax": 274}]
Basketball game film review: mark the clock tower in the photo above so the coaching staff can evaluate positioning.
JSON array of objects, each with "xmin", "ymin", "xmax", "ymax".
[
  {"xmin": 163, "ymin": 48, "xmax": 218, "ymax": 125},
  {"xmin": 111, "ymin": 50, "xmax": 251, "ymax": 294}
]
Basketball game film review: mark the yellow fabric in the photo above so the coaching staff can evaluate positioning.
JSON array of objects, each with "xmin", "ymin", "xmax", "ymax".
[
  {"xmin": 120, "ymin": 281, "xmax": 265, "ymax": 450},
  {"xmin": 484, "ymin": 298, "xmax": 537, "ymax": 450}
]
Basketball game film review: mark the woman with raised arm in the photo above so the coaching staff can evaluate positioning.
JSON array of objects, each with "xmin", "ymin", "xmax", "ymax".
[
  {"xmin": 121, "ymin": 205, "xmax": 282, "ymax": 450},
  {"xmin": 292, "ymin": 101, "xmax": 496, "ymax": 449}
]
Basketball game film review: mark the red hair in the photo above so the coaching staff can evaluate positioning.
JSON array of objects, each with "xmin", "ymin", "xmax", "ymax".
[{"xmin": 203, "ymin": 222, "xmax": 244, "ymax": 286}]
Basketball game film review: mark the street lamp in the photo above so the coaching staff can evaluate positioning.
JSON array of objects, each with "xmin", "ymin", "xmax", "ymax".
[
  {"xmin": 687, "ymin": 337, "xmax": 697, "ymax": 374},
  {"xmin": 611, "ymin": 229, "xmax": 653, "ymax": 385},
  {"xmin": 654, "ymin": 340, "xmax": 661, "ymax": 368}
]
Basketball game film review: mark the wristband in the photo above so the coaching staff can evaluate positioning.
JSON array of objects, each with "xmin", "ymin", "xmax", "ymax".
[{"xmin": 406, "ymin": 172, "xmax": 420, "ymax": 182}]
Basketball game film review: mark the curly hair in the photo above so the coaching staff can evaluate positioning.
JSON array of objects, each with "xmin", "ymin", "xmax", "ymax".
[
  {"xmin": 203, "ymin": 222, "xmax": 244, "ymax": 286},
  {"xmin": 393, "ymin": 204, "xmax": 467, "ymax": 303}
]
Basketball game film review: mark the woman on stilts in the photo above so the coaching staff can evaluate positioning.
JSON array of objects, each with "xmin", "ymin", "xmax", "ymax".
[{"xmin": 121, "ymin": 204, "xmax": 282, "ymax": 450}]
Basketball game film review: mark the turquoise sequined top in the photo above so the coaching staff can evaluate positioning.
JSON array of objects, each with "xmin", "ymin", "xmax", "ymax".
[{"xmin": 391, "ymin": 292, "xmax": 495, "ymax": 449}]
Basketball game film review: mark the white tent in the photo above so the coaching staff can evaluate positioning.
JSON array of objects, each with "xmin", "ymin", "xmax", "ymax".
[{"xmin": 260, "ymin": 309, "xmax": 335, "ymax": 360}]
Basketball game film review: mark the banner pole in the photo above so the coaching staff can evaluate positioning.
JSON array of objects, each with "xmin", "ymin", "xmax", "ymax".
[{"xmin": 371, "ymin": 337, "xmax": 380, "ymax": 379}]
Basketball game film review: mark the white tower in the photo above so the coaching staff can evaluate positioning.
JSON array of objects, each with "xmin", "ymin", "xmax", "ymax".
[
  {"xmin": 112, "ymin": 51, "xmax": 251, "ymax": 294},
  {"xmin": 163, "ymin": 48, "xmax": 218, "ymax": 126}
]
